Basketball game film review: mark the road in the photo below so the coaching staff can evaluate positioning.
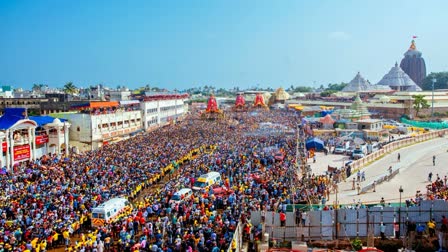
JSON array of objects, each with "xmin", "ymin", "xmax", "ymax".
[{"xmin": 307, "ymin": 136, "xmax": 448, "ymax": 205}]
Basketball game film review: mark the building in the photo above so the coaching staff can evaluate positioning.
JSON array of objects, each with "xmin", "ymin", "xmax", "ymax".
[
  {"xmin": 342, "ymin": 72, "xmax": 391, "ymax": 92},
  {"xmin": 0, "ymin": 86, "xmax": 14, "ymax": 98},
  {"xmin": 60, "ymin": 101, "xmax": 143, "ymax": 150},
  {"xmin": 377, "ymin": 62, "xmax": 422, "ymax": 91},
  {"xmin": 107, "ymin": 89, "xmax": 132, "ymax": 101},
  {"xmin": 141, "ymin": 94, "xmax": 189, "ymax": 131},
  {"xmin": 0, "ymin": 108, "xmax": 70, "ymax": 170},
  {"xmin": 400, "ymin": 40, "xmax": 426, "ymax": 88}
]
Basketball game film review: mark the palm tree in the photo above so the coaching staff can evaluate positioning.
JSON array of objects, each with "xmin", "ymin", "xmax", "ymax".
[
  {"xmin": 413, "ymin": 94, "xmax": 430, "ymax": 117},
  {"xmin": 63, "ymin": 82, "xmax": 78, "ymax": 95},
  {"xmin": 32, "ymin": 84, "xmax": 44, "ymax": 92}
]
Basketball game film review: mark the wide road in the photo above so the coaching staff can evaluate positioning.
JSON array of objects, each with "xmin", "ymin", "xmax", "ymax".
[{"xmin": 310, "ymin": 136, "xmax": 448, "ymax": 205}]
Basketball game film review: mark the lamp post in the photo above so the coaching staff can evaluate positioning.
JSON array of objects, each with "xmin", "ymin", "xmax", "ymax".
[
  {"xmin": 398, "ymin": 186, "xmax": 403, "ymax": 237},
  {"xmin": 432, "ymin": 78, "xmax": 436, "ymax": 119}
]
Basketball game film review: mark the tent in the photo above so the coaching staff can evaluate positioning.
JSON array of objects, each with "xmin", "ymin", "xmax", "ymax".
[
  {"xmin": 306, "ymin": 137, "xmax": 325, "ymax": 150},
  {"xmin": 319, "ymin": 114, "xmax": 335, "ymax": 129}
]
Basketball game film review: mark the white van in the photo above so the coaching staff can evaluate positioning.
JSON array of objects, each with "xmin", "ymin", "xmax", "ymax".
[
  {"xmin": 170, "ymin": 188, "xmax": 193, "ymax": 204},
  {"xmin": 91, "ymin": 197, "xmax": 131, "ymax": 227},
  {"xmin": 192, "ymin": 172, "xmax": 222, "ymax": 191}
]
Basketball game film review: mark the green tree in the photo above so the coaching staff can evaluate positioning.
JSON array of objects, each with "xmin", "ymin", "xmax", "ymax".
[
  {"xmin": 421, "ymin": 72, "xmax": 448, "ymax": 91},
  {"xmin": 293, "ymin": 86, "xmax": 313, "ymax": 92},
  {"xmin": 320, "ymin": 90, "xmax": 337, "ymax": 97},
  {"xmin": 413, "ymin": 94, "xmax": 430, "ymax": 117},
  {"xmin": 63, "ymin": 82, "xmax": 78, "ymax": 95},
  {"xmin": 32, "ymin": 83, "xmax": 44, "ymax": 92},
  {"xmin": 326, "ymin": 82, "xmax": 348, "ymax": 91}
]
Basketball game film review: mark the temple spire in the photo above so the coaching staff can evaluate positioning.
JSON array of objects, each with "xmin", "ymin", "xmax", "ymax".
[{"xmin": 409, "ymin": 40, "xmax": 416, "ymax": 50}]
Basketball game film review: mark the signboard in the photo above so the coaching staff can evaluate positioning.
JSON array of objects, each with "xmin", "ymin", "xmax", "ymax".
[
  {"xmin": 35, "ymin": 135, "xmax": 49, "ymax": 145},
  {"xmin": 14, "ymin": 145, "xmax": 31, "ymax": 161}
]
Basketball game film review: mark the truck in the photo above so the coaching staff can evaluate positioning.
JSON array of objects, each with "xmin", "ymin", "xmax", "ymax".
[{"xmin": 91, "ymin": 197, "xmax": 131, "ymax": 227}]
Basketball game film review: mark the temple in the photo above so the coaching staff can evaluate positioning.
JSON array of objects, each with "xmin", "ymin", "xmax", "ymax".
[
  {"xmin": 377, "ymin": 62, "xmax": 422, "ymax": 91},
  {"xmin": 400, "ymin": 39, "xmax": 426, "ymax": 88}
]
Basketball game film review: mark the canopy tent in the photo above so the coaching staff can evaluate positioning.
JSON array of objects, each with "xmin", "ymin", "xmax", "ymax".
[
  {"xmin": 306, "ymin": 137, "xmax": 325, "ymax": 150},
  {"xmin": 319, "ymin": 114, "xmax": 335, "ymax": 129},
  {"xmin": 319, "ymin": 114, "xmax": 335, "ymax": 124}
]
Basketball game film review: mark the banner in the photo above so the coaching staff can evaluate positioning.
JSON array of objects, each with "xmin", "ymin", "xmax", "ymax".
[
  {"xmin": 2, "ymin": 142, "xmax": 6, "ymax": 152},
  {"xmin": 35, "ymin": 135, "xmax": 49, "ymax": 145},
  {"xmin": 14, "ymin": 145, "xmax": 31, "ymax": 161}
]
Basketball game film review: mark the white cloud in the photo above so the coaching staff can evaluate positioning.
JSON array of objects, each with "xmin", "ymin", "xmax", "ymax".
[{"xmin": 328, "ymin": 31, "xmax": 351, "ymax": 41}]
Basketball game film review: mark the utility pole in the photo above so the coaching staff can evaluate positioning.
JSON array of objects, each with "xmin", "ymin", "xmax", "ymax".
[{"xmin": 431, "ymin": 78, "xmax": 436, "ymax": 119}]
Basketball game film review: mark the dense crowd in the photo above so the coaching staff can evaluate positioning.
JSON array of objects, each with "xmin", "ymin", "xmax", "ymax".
[{"xmin": 0, "ymin": 110, "xmax": 337, "ymax": 252}]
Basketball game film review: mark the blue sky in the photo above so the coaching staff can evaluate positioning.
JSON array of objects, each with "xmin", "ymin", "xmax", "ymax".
[{"xmin": 1, "ymin": 0, "xmax": 447, "ymax": 90}]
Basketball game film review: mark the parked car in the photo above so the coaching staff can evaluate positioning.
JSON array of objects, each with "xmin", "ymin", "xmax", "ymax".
[
  {"xmin": 333, "ymin": 145, "xmax": 347, "ymax": 154},
  {"xmin": 352, "ymin": 149, "xmax": 365, "ymax": 160},
  {"xmin": 346, "ymin": 146, "xmax": 355, "ymax": 156}
]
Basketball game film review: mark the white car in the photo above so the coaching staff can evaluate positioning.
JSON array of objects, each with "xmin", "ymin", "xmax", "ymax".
[
  {"xmin": 333, "ymin": 145, "xmax": 346, "ymax": 154},
  {"xmin": 352, "ymin": 149, "xmax": 365, "ymax": 160}
]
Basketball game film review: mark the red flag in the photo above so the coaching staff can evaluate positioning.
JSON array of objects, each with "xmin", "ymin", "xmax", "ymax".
[{"xmin": 412, "ymin": 35, "xmax": 418, "ymax": 38}]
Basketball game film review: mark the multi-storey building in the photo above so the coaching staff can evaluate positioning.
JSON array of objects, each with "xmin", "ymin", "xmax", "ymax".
[
  {"xmin": 59, "ymin": 101, "xmax": 143, "ymax": 150},
  {"xmin": 141, "ymin": 94, "xmax": 189, "ymax": 130}
]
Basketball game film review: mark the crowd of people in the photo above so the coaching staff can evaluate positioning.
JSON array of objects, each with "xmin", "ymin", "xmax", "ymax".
[{"xmin": 0, "ymin": 110, "xmax": 336, "ymax": 252}]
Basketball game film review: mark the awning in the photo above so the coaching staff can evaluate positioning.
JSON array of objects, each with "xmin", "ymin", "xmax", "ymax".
[{"xmin": 71, "ymin": 101, "xmax": 119, "ymax": 110}]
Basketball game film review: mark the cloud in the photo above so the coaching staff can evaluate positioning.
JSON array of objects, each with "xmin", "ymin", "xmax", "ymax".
[{"xmin": 328, "ymin": 31, "xmax": 351, "ymax": 41}]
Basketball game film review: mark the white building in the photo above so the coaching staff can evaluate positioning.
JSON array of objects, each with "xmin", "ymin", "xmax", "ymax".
[
  {"xmin": 108, "ymin": 89, "xmax": 131, "ymax": 101},
  {"xmin": 61, "ymin": 101, "xmax": 143, "ymax": 150},
  {"xmin": 0, "ymin": 108, "xmax": 70, "ymax": 171},
  {"xmin": 141, "ymin": 94, "xmax": 189, "ymax": 130}
]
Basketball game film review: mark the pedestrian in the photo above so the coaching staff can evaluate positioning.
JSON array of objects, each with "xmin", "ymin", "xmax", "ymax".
[
  {"xmin": 428, "ymin": 219, "xmax": 436, "ymax": 237},
  {"xmin": 295, "ymin": 209, "xmax": 302, "ymax": 225},
  {"xmin": 380, "ymin": 222, "xmax": 386, "ymax": 240},
  {"xmin": 357, "ymin": 170, "xmax": 361, "ymax": 182},
  {"xmin": 433, "ymin": 155, "xmax": 436, "ymax": 166},
  {"xmin": 388, "ymin": 166, "xmax": 392, "ymax": 175},
  {"xmin": 428, "ymin": 172, "xmax": 433, "ymax": 182},
  {"xmin": 352, "ymin": 178, "xmax": 356, "ymax": 190},
  {"xmin": 397, "ymin": 153, "xmax": 400, "ymax": 162},
  {"xmin": 356, "ymin": 183, "xmax": 361, "ymax": 195},
  {"xmin": 441, "ymin": 215, "xmax": 448, "ymax": 233},
  {"xmin": 373, "ymin": 180, "xmax": 376, "ymax": 192},
  {"xmin": 313, "ymin": 155, "xmax": 316, "ymax": 163},
  {"xmin": 361, "ymin": 171, "xmax": 365, "ymax": 181},
  {"xmin": 280, "ymin": 211, "xmax": 286, "ymax": 227},
  {"xmin": 394, "ymin": 221, "xmax": 400, "ymax": 239},
  {"xmin": 380, "ymin": 197, "xmax": 385, "ymax": 206}
]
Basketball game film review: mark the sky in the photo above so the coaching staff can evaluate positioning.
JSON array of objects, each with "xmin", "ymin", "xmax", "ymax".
[{"xmin": 1, "ymin": 0, "xmax": 448, "ymax": 91}]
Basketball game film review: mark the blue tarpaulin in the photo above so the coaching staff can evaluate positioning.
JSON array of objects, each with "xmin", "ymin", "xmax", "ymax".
[
  {"xmin": 0, "ymin": 108, "xmax": 26, "ymax": 130},
  {"xmin": 306, "ymin": 137, "xmax": 325, "ymax": 150},
  {"xmin": 29, "ymin": 116, "xmax": 67, "ymax": 127}
]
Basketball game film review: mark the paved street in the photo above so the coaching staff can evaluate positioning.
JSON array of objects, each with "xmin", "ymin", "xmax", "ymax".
[{"xmin": 305, "ymin": 136, "xmax": 448, "ymax": 205}]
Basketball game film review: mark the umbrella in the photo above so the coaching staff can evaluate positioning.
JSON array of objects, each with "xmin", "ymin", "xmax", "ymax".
[{"xmin": 306, "ymin": 137, "xmax": 325, "ymax": 151}]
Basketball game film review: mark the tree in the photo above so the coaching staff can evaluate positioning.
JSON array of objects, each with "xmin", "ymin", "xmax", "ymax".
[
  {"xmin": 32, "ymin": 84, "xmax": 44, "ymax": 92},
  {"xmin": 63, "ymin": 82, "xmax": 78, "ymax": 95},
  {"xmin": 421, "ymin": 72, "xmax": 448, "ymax": 91},
  {"xmin": 293, "ymin": 86, "xmax": 313, "ymax": 93},
  {"xmin": 326, "ymin": 82, "xmax": 348, "ymax": 91},
  {"xmin": 320, "ymin": 90, "xmax": 337, "ymax": 97},
  {"xmin": 413, "ymin": 94, "xmax": 430, "ymax": 117}
]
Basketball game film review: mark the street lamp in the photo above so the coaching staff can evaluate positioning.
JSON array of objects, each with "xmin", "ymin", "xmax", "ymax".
[
  {"xmin": 432, "ymin": 78, "xmax": 436, "ymax": 119},
  {"xmin": 398, "ymin": 186, "xmax": 404, "ymax": 237}
]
